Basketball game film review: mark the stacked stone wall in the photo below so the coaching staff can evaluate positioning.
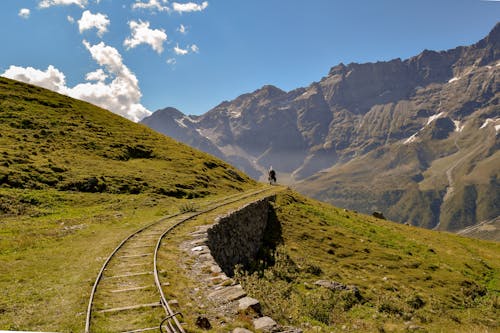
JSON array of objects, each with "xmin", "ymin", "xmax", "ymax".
[{"xmin": 207, "ymin": 196, "xmax": 273, "ymax": 276}]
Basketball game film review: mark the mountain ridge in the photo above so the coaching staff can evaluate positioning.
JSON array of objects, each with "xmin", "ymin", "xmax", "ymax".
[{"xmin": 141, "ymin": 23, "xmax": 500, "ymax": 236}]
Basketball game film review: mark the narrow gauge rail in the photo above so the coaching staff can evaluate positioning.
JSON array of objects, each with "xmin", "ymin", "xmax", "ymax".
[{"xmin": 85, "ymin": 187, "xmax": 272, "ymax": 333}]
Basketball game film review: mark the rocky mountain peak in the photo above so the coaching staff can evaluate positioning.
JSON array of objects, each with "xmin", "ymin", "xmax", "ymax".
[
  {"xmin": 484, "ymin": 21, "xmax": 500, "ymax": 47},
  {"xmin": 328, "ymin": 63, "xmax": 347, "ymax": 76},
  {"xmin": 253, "ymin": 85, "xmax": 286, "ymax": 99},
  {"xmin": 152, "ymin": 107, "xmax": 184, "ymax": 119}
]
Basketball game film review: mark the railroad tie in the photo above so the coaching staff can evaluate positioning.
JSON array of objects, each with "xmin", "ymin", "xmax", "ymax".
[
  {"xmin": 98, "ymin": 302, "xmax": 162, "ymax": 313},
  {"xmin": 106, "ymin": 271, "xmax": 152, "ymax": 279},
  {"xmin": 128, "ymin": 245, "xmax": 154, "ymax": 249},
  {"xmin": 118, "ymin": 253, "xmax": 152, "ymax": 258},
  {"xmin": 110, "ymin": 285, "xmax": 154, "ymax": 293},
  {"xmin": 120, "ymin": 327, "xmax": 161, "ymax": 333}
]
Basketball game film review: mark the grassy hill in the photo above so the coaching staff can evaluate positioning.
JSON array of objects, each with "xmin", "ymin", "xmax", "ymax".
[
  {"xmin": 236, "ymin": 191, "xmax": 500, "ymax": 332},
  {"xmin": 0, "ymin": 77, "xmax": 258, "ymax": 331},
  {"xmin": 0, "ymin": 77, "xmax": 255, "ymax": 198}
]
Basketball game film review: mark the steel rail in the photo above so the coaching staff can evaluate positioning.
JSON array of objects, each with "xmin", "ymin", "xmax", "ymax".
[
  {"xmin": 153, "ymin": 186, "xmax": 275, "ymax": 332},
  {"xmin": 85, "ymin": 186, "xmax": 273, "ymax": 333}
]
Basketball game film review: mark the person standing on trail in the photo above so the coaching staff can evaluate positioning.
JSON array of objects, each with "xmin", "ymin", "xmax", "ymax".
[{"xmin": 268, "ymin": 166, "xmax": 276, "ymax": 184}]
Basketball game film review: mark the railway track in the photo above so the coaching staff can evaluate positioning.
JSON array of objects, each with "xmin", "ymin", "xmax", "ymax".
[{"xmin": 85, "ymin": 187, "xmax": 276, "ymax": 333}]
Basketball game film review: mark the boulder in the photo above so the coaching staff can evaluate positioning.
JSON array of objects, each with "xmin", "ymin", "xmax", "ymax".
[
  {"xmin": 253, "ymin": 316, "xmax": 277, "ymax": 331},
  {"xmin": 238, "ymin": 296, "xmax": 261, "ymax": 314}
]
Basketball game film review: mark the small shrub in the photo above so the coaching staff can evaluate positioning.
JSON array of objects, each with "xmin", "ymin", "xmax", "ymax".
[
  {"xmin": 407, "ymin": 294, "xmax": 426, "ymax": 309},
  {"xmin": 378, "ymin": 302, "xmax": 403, "ymax": 316},
  {"xmin": 179, "ymin": 202, "xmax": 198, "ymax": 213},
  {"xmin": 304, "ymin": 264, "xmax": 323, "ymax": 276}
]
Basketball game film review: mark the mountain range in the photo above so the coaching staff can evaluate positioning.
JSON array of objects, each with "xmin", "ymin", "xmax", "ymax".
[{"xmin": 141, "ymin": 23, "xmax": 500, "ymax": 234}]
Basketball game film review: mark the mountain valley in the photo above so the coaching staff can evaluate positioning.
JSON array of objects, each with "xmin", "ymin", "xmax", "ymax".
[{"xmin": 142, "ymin": 23, "xmax": 500, "ymax": 235}]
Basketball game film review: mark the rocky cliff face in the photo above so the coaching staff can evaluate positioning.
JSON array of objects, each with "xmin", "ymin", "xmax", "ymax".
[{"xmin": 141, "ymin": 23, "xmax": 500, "ymax": 233}]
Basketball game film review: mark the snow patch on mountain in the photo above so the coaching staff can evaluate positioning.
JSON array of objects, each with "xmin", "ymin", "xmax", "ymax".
[
  {"xmin": 453, "ymin": 120, "xmax": 464, "ymax": 132},
  {"xmin": 480, "ymin": 118, "xmax": 498, "ymax": 129},
  {"xmin": 427, "ymin": 112, "xmax": 445, "ymax": 125},
  {"xmin": 404, "ymin": 132, "xmax": 419, "ymax": 144}
]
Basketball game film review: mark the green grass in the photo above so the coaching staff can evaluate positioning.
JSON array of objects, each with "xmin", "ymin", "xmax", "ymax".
[
  {"xmin": 237, "ymin": 191, "xmax": 500, "ymax": 332},
  {"xmin": 0, "ymin": 77, "xmax": 256, "ymax": 197},
  {"xmin": 0, "ymin": 77, "xmax": 260, "ymax": 331}
]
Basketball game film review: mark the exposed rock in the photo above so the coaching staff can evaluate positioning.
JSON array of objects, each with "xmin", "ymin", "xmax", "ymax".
[
  {"xmin": 168, "ymin": 299, "xmax": 179, "ymax": 307},
  {"xmin": 253, "ymin": 316, "xmax": 277, "ymax": 331},
  {"xmin": 372, "ymin": 211, "xmax": 386, "ymax": 220},
  {"xmin": 314, "ymin": 280, "xmax": 362, "ymax": 299},
  {"xmin": 233, "ymin": 328, "xmax": 253, "ymax": 333},
  {"xmin": 407, "ymin": 324, "xmax": 427, "ymax": 332},
  {"xmin": 195, "ymin": 316, "xmax": 212, "ymax": 330},
  {"xmin": 238, "ymin": 296, "xmax": 261, "ymax": 314},
  {"xmin": 208, "ymin": 284, "xmax": 246, "ymax": 303}
]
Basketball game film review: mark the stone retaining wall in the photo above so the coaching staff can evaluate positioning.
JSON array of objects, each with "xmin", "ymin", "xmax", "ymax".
[
  {"xmin": 207, "ymin": 196, "xmax": 274, "ymax": 276},
  {"xmin": 183, "ymin": 194, "xmax": 301, "ymax": 332}
]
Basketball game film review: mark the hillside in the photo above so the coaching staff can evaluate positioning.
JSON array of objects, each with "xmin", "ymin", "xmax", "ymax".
[
  {"xmin": 141, "ymin": 23, "xmax": 500, "ymax": 236},
  {"xmin": 0, "ymin": 77, "xmax": 255, "ymax": 198},
  {"xmin": 0, "ymin": 77, "xmax": 259, "ymax": 331},
  {"xmin": 238, "ymin": 191, "xmax": 500, "ymax": 332},
  {"xmin": 149, "ymin": 190, "xmax": 500, "ymax": 332}
]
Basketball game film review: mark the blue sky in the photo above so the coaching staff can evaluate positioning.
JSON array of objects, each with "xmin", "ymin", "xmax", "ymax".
[{"xmin": 0, "ymin": 0, "xmax": 499, "ymax": 121}]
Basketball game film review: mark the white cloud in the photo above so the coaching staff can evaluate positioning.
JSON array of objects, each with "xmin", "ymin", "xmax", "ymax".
[
  {"xmin": 124, "ymin": 20, "xmax": 167, "ymax": 54},
  {"xmin": 2, "ymin": 65, "xmax": 68, "ymax": 92},
  {"xmin": 38, "ymin": 0, "xmax": 88, "ymax": 8},
  {"xmin": 177, "ymin": 24, "xmax": 187, "ymax": 34},
  {"xmin": 173, "ymin": 44, "xmax": 199, "ymax": 55},
  {"xmin": 132, "ymin": 0, "xmax": 169, "ymax": 12},
  {"xmin": 174, "ymin": 44, "xmax": 189, "ymax": 55},
  {"xmin": 190, "ymin": 44, "xmax": 199, "ymax": 53},
  {"xmin": 166, "ymin": 58, "xmax": 176, "ymax": 65},
  {"xmin": 1, "ymin": 41, "xmax": 151, "ymax": 122},
  {"xmin": 172, "ymin": 1, "xmax": 208, "ymax": 13},
  {"xmin": 67, "ymin": 15, "xmax": 75, "ymax": 23},
  {"xmin": 85, "ymin": 68, "xmax": 107, "ymax": 82},
  {"xmin": 18, "ymin": 8, "xmax": 31, "ymax": 19},
  {"xmin": 78, "ymin": 10, "xmax": 110, "ymax": 37}
]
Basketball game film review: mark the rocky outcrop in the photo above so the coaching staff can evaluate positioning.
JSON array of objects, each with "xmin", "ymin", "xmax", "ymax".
[{"xmin": 142, "ymin": 23, "xmax": 500, "ymax": 235}]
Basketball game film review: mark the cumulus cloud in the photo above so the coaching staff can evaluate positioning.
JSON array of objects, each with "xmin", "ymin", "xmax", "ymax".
[
  {"xmin": 190, "ymin": 44, "xmax": 199, "ymax": 53},
  {"xmin": 173, "ymin": 44, "xmax": 189, "ymax": 55},
  {"xmin": 78, "ymin": 10, "xmax": 110, "ymax": 37},
  {"xmin": 177, "ymin": 24, "xmax": 187, "ymax": 34},
  {"xmin": 18, "ymin": 8, "xmax": 31, "ymax": 19},
  {"xmin": 67, "ymin": 15, "xmax": 75, "ymax": 23},
  {"xmin": 166, "ymin": 58, "xmax": 176, "ymax": 65},
  {"xmin": 172, "ymin": 1, "xmax": 208, "ymax": 13},
  {"xmin": 132, "ymin": 0, "xmax": 169, "ymax": 12},
  {"xmin": 173, "ymin": 43, "xmax": 199, "ymax": 55},
  {"xmin": 2, "ymin": 65, "xmax": 68, "ymax": 92},
  {"xmin": 85, "ymin": 68, "xmax": 107, "ymax": 82},
  {"xmin": 38, "ymin": 0, "xmax": 88, "ymax": 8},
  {"xmin": 124, "ymin": 20, "xmax": 167, "ymax": 54},
  {"xmin": 2, "ymin": 41, "xmax": 151, "ymax": 122}
]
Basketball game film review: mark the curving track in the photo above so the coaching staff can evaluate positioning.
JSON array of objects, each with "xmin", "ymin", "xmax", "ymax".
[{"xmin": 85, "ymin": 187, "xmax": 275, "ymax": 333}]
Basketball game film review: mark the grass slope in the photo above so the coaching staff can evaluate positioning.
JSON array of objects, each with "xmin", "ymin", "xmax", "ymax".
[
  {"xmin": 0, "ymin": 77, "xmax": 255, "ymax": 197},
  {"xmin": 0, "ymin": 77, "xmax": 258, "ymax": 331},
  {"xmin": 238, "ymin": 191, "xmax": 500, "ymax": 332}
]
